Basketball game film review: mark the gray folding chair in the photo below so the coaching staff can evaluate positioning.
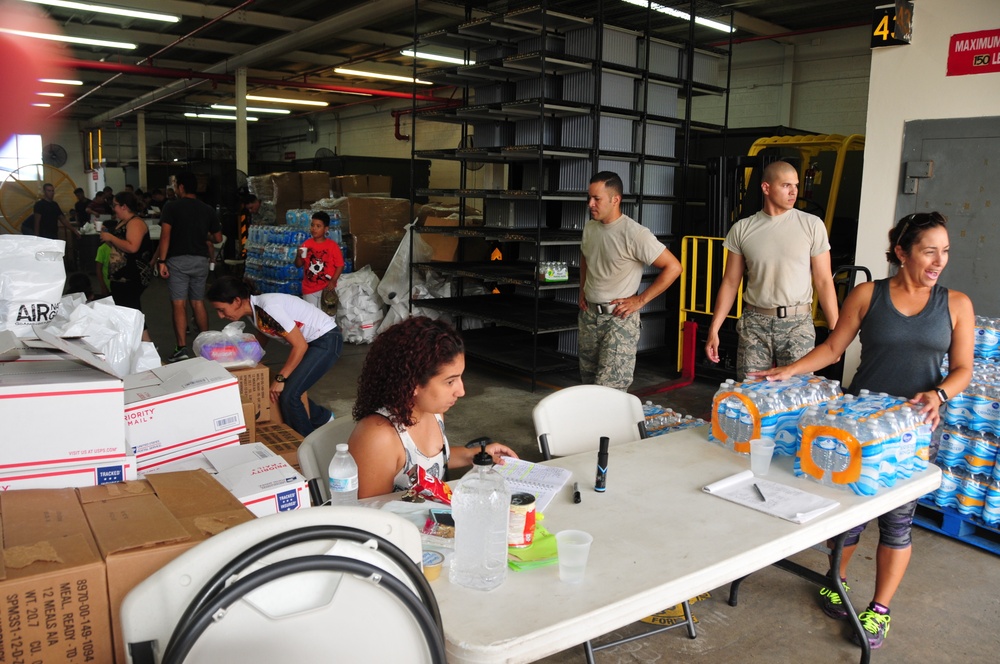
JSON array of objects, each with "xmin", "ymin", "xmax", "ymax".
[{"xmin": 532, "ymin": 385, "xmax": 696, "ymax": 663}]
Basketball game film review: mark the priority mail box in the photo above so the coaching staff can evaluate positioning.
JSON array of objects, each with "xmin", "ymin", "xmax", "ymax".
[
  {"xmin": 78, "ymin": 470, "xmax": 255, "ymax": 664},
  {"xmin": 136, "ymin": 434, "xmax": 240, "ymax": 475},
  {"xmin": 124, "ymin": 357, "xmax": 245, "ymax": 462},
  {"xmin": 0, "ymin": 457, "xmax": 137, "ymax": 492},
  {"xmin": 205, "ymin": 444, "xmax": 309, "ymax": 517},
  {"xmin": 0, "ymin": 358, "xmax": 127, "ymax": 472},
  {"xmin": 0, "ymin": 488, "xmax": 114, "ymax": 664}
]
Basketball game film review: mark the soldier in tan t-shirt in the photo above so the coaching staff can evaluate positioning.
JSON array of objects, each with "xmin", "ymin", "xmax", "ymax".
[
  {"xmin": 578, "ymin": 171, "xmax": 682, "ymax": 389},
  {"xmin": 704, "ymin": 161, "xmax": 839, "ymax": 379}
]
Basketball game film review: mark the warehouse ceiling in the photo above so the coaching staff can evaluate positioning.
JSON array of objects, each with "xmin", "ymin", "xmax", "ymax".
[{"xmin": 12, "ymin": 0, "xmax": 880, "ymax": 127}]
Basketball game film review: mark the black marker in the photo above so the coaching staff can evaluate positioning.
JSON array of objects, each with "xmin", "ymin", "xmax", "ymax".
[
  {"xmin": 595, "ymin": 436, "xmax": 609, "ymax": 492},
  {"xmin": 753, "ymin": 483, "xmax": 767, "ymax": 503},
  {"xmin": 573, "ymin": 482, "xmax": 581, "ymax": 503}
]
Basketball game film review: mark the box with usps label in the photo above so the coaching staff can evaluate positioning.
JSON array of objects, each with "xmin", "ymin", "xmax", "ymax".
[
  {"xmin": 0, "ymin": 329, "xmax": 127, "ymax": 477},
  {"xmin": 124, "ymin": 358, "xmax": 246, "ymax": 468},
  {"xmin": 145, "ymin": 443, "xmax": 309, "ymax": 516}
]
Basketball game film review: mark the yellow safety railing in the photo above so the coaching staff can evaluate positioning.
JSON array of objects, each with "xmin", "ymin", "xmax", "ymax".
[{"xmin": 677, "ymin": 235, "xmax": 742, "ymax": 372}]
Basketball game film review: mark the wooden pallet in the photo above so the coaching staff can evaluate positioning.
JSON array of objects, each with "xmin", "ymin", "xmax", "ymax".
[{"xmin": 914, "ymin": 498, "xmax": 1000, "ymax": 555}]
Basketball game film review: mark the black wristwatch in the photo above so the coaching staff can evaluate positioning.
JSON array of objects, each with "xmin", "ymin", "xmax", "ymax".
[
  {"xmin": 275, "ymin": 374, "xmax": 286, "ymax": 383},
  {"xmin": 935, "ymin": 387, "xmax": 949, "ymax": 403}
]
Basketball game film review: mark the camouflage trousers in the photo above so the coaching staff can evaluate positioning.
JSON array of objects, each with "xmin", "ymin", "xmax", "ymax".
[
  {"xmin": 735, "ymin": 309, "xmax": 815, "ymax": 381},
  {"xmin": 578, "ymin": 309, "xmax": 640, "ymax": 390}
]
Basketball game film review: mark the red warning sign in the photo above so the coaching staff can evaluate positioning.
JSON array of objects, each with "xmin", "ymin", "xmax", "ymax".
[{"xmin": 947, "ymin": 28, "xmax": 1000, "ymax": 76}]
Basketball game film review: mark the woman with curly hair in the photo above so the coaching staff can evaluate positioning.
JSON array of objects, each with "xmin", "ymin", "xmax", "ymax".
[{"xmin": 349, "ymin": 316, "xmax": 517, "ymax": 499}]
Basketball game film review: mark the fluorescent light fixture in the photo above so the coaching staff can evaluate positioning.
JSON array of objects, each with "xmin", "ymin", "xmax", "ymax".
[
  {"xmin": 32, "ymin": 103, "xmax": 51, "ymax": 107},
  {"xmin": 184, "ymin": 113, "xmax": 259, "ymax": 122},
  {"xmin": 334, "ymin": 67, "xmax": 433, "ymax": 85},
  {"xmin": 621, "ymin": 0, "xmax": 734, "ymax": 33},
  {"xmin": 22, "ymin": 0, "xmax": 179, "ymax": 23},
  {"xmin": 400, "ymin": 49, "xmax": 475, "ymax": 65},
  {"xmin": 37, "ymin": 91, "xmax": 65, "ymax": 97},
  {"xmin": 246, "ymin": 95, "xmax": 329, "ymax": 107},
  {"xmin": 0, "ymin": 27, "xmax": 137, "ymax": 49},
  {"xmin": 39, "ymin": 78, "xmax": 83, "ymax": 85},
  {"xmin": 212, "ymin": 104, "xmax": 291, "ymax": 115}
]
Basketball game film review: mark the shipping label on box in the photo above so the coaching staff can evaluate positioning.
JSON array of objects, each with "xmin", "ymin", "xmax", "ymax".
[
  {"xmin": 79, "ymin": 470, "xmax": 254, "ymax": 664},
  {"xmin": 229, "ymin": 365, "xmax": 271, "ymax": 422},
  {"xmin": 124, "ymin": 357, "xmax": 245, "ymax": 460},
  {"xmin": 0, "ymin": 457, "xmax": 137, "ymax": 492},
  {"xmin": 204, "ymin": 443, "xmax": 309, "ymax": 517},
  {"xmin": 0, "ymin": 488, "xmax": 114, "ymax": 664},
  {"xmin": 0, "ymin": 358, "xmax": 127, "ymax": 471},
  {"xmin": 136, "ymin": 434, "xmax": 240, "ymax": 475}
]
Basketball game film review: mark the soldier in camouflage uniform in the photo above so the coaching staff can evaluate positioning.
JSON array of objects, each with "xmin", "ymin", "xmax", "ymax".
[
  {"xmin": 579, "ymin": 172, "xmax": 682, "ymax": 390},
  {"xmin": 705, "ymin": 161, "xmax": 839, "ymax": 380}
]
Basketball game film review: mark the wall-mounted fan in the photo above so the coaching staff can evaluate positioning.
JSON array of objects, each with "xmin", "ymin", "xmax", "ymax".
[
  {"xmin": 315, "ymin": 147, "xmax": 335, "ymax": 158},
  {"xmin": 42, "ymin": 144, "xmax": 68, "ymax": 168}
]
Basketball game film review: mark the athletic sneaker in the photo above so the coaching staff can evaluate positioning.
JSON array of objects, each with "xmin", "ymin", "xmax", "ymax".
[
  {"xmin": 167, "ymin": 346, "xmax": 189, "ymax": 363},
  {"xmin": 819, "ymin": 580, "xmax": 851, "ymax": 619},
  {"xmin": 852, "ymin": 608, "xmax": 891, "ymax": 649}
]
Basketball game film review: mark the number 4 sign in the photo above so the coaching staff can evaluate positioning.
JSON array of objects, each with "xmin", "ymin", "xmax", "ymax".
[{"xmin": 871, "ymin": 1, "xmax": 913, "ymax": 48}]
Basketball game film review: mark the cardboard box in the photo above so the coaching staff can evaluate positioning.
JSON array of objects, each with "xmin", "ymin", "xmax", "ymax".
[
  {"xmin": 136, "ymin": 434, "xmax": 240, "ymax": 475},
  {"xmin": 239, "ymin": 402, "xmax": 256, "ymax": 444},
  {"xmin": 255, "ymin": 423, "xmax": 305, "ymax": 472},
  {"xmin": 0, "ymin": 358, "xmax": 127, "ymax": 472},
  {"xmin": 332, "ymin": 196, "xmax": 411, "ymax": 235},
  {"xmin": 347, "ymin": 232, "xmax": 405, "ymax": 278},
  {"xmin": 228, "ymin": 365, "xmax": 271, "ymax": 423},
  {"xmin": 420, "ymin": 216, "xmax": 461, "ymax": 262},
  {"xmin": 329, "ymin": 174, "xmax": 392, "ymax": 198},
  {"xmin": 0, "ymin": 458, "xmax": 137, "ymax": 492},
  {"xmin": 0, "ymin": 488, "xmax": 113, "ymax": 664},
  {"xmin": 79, "ymin": 470, "xmax": 255, "ymax": 664},
  {"xmin": 203, "ymin": 443, "xmax": 309, "ymax": 517},
  {"xmin": 124, "ymin": 358, "xmax": 246, "ymax": 462}
]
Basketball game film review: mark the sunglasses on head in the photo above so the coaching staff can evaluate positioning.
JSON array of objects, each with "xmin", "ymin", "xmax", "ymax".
[{"xmin": 895, "ymin": 212, "xmax": 945, "ymax": 247}]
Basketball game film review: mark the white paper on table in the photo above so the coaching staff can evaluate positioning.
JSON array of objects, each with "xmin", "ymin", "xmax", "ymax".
[
  {"xmin": 495, "ymin": 456, "xmax": 572, "ymax": 512},
  {"xmin": 703, "ymin": 470, "xmax": 841, "ymax": 524}
]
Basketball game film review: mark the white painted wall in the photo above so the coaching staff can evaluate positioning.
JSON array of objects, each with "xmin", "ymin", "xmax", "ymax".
[{"xmin": 842, "ymin": 0, "xmax": 1000, "ymax": 380}]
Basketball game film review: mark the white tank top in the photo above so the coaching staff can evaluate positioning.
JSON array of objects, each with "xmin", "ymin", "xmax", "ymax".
[{"xmin": 376, "ymin": 408, "xmax": 451, "ymax": 492}]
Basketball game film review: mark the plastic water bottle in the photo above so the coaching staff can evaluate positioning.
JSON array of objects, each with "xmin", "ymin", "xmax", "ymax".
[
  {"xmin": 738, "ymin": 401, "xmax": 754, "ymax": 446},
  {"xmin": 450, "ymin": 440, "xmax": 511, "ymax": 591},
  {"xmin": 724, "ymin": 389, "xmax": 742, "ymax": 449},
  {"xmin": 327, "ymin": 443, "xmax": 359, "ymax": 505},
  {"xmin": 814, "ymin": 414, "xmax": 839, "ymax": 485}
]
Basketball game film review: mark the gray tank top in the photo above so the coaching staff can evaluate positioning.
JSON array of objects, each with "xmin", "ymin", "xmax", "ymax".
[{"xmin": 849, "ymin": 279, "xmax": 952, "ymax": 398}]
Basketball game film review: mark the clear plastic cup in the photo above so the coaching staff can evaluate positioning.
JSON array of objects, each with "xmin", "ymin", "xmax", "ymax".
[
  {"xmin": 750, "ymin": 438, "xmax": 776, "ymax": 476},
  {"xmin": 556, "ymin": 530, "xmax": 593, "ymax": 583}
]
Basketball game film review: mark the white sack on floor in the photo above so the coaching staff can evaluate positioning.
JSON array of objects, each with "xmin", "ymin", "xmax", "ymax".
[{"xmin": 335, "ymin": 265, "xmax": 385, "ymax": 344}]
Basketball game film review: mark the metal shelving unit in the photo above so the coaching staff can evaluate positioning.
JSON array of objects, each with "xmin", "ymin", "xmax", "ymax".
[{"xmin": 409, "ymin": 1, "xmax": 731, "ymax": 387}]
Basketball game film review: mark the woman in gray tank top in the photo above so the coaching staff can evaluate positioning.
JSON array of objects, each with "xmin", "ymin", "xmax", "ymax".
[{"xmin": 751, "ymin": 212, "xmax": 974, "ymax": 650}]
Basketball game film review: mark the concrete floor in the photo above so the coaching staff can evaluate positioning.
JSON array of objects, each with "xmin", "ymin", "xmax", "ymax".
[{"xmin": 127, "ymin": 273, "xmax": 999, "ymax": 664}]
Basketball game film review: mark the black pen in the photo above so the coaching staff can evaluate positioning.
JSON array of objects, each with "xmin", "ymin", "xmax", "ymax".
[
  {"xmin": 573, "ymin": 482, "xmax": 581, "ymax": 503},
  {"xmin": 753, "ymin": 483, "xmax": 767, "ymax": 503}
]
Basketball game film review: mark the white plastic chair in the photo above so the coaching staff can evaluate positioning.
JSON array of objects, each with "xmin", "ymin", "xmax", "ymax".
[
  {"xmin": 121, "ymin": 507, "xmax": 444, "ymax": 664},
  {"xmin": 531, "ymin": 385, "xmax": 696, "ymax": 662},
  {"xmin": 297, "ymin": 417, "xmax": 357, "ymax": 504},
  {"xmin": 532, "ymin": 384, "xmax": 648, "ymax": 459}
]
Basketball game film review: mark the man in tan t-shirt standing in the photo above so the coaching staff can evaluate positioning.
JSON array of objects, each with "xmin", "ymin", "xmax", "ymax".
[
  {"xmin": 579, "ymin": 171, "xmax": 682, "ymax": 390},
  {"xmin": 705, "ymin": 160, "xmax": 839, "ymax": 380}
]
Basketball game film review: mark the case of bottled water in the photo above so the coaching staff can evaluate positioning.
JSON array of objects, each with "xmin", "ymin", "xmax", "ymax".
[
  {"xmin": 709, "ymin": 374, "xmax": 842, "ymax": 455},
  {"xmin": 791, "ymin": 391, "xmax": 932, "ymax": 496},
  {"xmin": 242, "ymin": 224, "xmax": 307, "ymax": 295},
  {"xmin": 642, "ymin": 401, "xmax": 706, "ymax": 437}
]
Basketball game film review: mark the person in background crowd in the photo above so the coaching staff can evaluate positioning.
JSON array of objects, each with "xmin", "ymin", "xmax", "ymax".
[
  {"xmin": 751, "ymin": 212, "xmax": 974, "ymax": 649},
  {"xmin": 349, "ymin": 316, "xmax": 518, "ymax": 499},
  {"xmin": 166, "ymin": 186, "xmax": 177, "ymax": 201},
  {"xmin": 22, "ymin": 182, "xmax": 80, "ymax": 240},
  {"xmin": 95, "ymin": 219, "xmax": 113, "ymax": 298},
  {"xmin": 72, "ymin": 187, "xmax": 91, "ymax": 225},
  {"xmin": 295, "ymin": 211, "xmax": 344, "ymax": 309},
  {"xmin": 86, "ymin": 190, "xmax": 112, "ymax": 220},
  {"xmin": 64, "ymin": 272, "xmax": 94, "ymax": 301},
  {"xmin": 156, "ymin": 171, "xmax": 222, "ymax": 362},
  {"xmin": 207, "ymin": 276, "xmax": 342, "ymax": 437},
  {"xmin": 705, "ymin": 160, "xmax": 839, "ymax": 379},
  {"xmin": 100, "ymin": 191, "xmax": 154, "ymax": 341},
  {"xmin": 578, "ymin": 171, "xmax": 682, "ymax": 390}
]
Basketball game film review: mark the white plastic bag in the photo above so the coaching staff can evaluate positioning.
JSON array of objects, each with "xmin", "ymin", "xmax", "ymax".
[
  {"xmin": 0, "ymin": 235, "xmax": 66, "ymax": 337},
  {"xmin": 45, "ymin": 295, "xmax": 145, "ymax": 378},
  {"xmin": 377, "ymin": 224, "xmax": 433, "ymax": 307},
  {"xmin": 192, "ymin": 321, "xmax": 265, "ymax": 368},
  {"xmin": 335, "ymin": 265, "xmax": 385, "ymax": 344}
]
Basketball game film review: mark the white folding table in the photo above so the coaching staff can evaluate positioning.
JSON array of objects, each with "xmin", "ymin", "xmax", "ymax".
[{"xmin": 429, "ymin": 426, "xmax": 941, "ymax": 664}]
